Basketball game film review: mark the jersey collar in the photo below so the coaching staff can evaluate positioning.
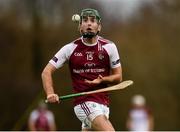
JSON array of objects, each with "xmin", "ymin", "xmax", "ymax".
[{"xmin": 81, "ymin": 36, "xmax": 99, "ymax": 46}]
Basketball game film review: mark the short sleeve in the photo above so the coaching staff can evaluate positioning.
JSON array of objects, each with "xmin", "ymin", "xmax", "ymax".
[
  {"xmin": 103, "ymin": 43, "xmax": 121, "ymax": 68},
  {"xmin": 49, "ymin": 43, "xmax": 77, "ymax": 69},
  {"xmin": 29, "ymin": 110, "xmax": 38, "ymax": 122},
  {"xmin": 46, "ymin": 111, "xmax": 55, "ymax": 123}
]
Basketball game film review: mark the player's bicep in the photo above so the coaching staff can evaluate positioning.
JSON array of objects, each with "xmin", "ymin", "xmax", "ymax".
[
  {"xmin": 111, "ymin": 65, "xmax": 122, "ymax": 82},
  {"xmin": 44, "ymin": 63, "xmax": 57, "ymax": 73}
]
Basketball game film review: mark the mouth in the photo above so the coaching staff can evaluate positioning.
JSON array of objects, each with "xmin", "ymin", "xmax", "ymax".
[{"xmin": 86, "ymin": 28, "xmax": 92, "ymax": 32}]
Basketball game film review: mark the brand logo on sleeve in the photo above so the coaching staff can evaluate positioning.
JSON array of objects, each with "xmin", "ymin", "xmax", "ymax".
[
  {"xmin": 112, "ymin": 59, "xmax": 120, "ymax": 65},
  {"xmin": 52, "ymin": 56, "xmax": 58, "ymax": 63}
]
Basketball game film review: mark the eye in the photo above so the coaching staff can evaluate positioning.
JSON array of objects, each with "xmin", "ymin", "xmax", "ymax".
[
  {"xmin": 90, "ymin": 16, "xmax": 96, "ymax": 23},
  {"xmin": 91, "ymin": 18, "xmax": 95, "ymax": 22},
  {"xmin": 82, "ymin": 16, "xmax": 88, "ymax": 22}
]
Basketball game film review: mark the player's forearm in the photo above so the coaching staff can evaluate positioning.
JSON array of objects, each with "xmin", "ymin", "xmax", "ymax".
[
  {"xmin": 41, "ymin": 70, "xmax": 55, "ymax": 95},
  {"xmin": 102, "ymin": 73, "xmax": 122, "ymax": 84}
]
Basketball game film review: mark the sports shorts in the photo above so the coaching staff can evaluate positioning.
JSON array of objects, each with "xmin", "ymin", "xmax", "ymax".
[{"xmin": 74, "ymin": 101, "xmax": 109, "ymax": 129}]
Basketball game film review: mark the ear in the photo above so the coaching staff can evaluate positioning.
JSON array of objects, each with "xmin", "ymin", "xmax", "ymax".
[{"xmin": 98, "ymin": 24, "xmax": 101, "ymax": 32}]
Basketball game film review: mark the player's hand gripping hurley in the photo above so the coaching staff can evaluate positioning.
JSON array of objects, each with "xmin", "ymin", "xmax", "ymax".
[{"xmin": 45, "ymin": 80, "xmax": 133, "ymax": 103}]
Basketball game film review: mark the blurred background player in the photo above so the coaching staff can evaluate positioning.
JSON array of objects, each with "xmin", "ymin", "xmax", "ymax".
[
  {"xmin": 126, "ymin": 94, "xmax": 154, "ymax": 131},
  {"xmin": 28, "ymin": 101, "xmax": 56, "ymax": 131}
]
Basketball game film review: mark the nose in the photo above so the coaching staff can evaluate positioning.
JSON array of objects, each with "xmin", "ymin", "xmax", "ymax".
[{"xmin": 87, "ymin": 19, "xmax": 92, "ymax": 26}]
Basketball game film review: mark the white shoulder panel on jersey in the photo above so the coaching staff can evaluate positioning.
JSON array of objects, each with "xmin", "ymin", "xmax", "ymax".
[
  {"xmin": 103, "ymin": 42, "xmax": 121, "ymax": 68},
  {"xmin": 29, "ymin": 110, "xmax": 39, "ymax": 122},
  {"xmin": 49, "ymin": 43, "xmax": 77, "ymax": 69},
  {"xmin": 46, "ymin": 111, "xmax": 55, "ymax": 123}
]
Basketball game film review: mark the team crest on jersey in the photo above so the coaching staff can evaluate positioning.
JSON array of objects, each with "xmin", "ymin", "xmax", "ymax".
[{"xmin": 98, "ymin": 53, "xmax": 104, "ymax": 60}]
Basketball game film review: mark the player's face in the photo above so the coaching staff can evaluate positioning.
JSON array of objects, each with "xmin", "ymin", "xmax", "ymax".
[{"xmin": 79, "ymin": 16, "xmax": 101, "ymax": 35}]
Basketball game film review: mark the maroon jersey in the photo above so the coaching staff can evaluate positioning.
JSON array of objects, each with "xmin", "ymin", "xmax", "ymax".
[
  {"xmin": 35, "ymin": 111, "xmax": 50, "ymax": 131},
  {"xmin": 29, "ymin": 110, "xmax": 55, "ymax": 131},
  {"xmin": 50, "ymin": 36, "xmax": 121, "ymax": 106}
]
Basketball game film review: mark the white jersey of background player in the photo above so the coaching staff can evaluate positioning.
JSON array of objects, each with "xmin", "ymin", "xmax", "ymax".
[{"xmin": 126, "ymin": 95, "xmax": 154, "ymax": 131}]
